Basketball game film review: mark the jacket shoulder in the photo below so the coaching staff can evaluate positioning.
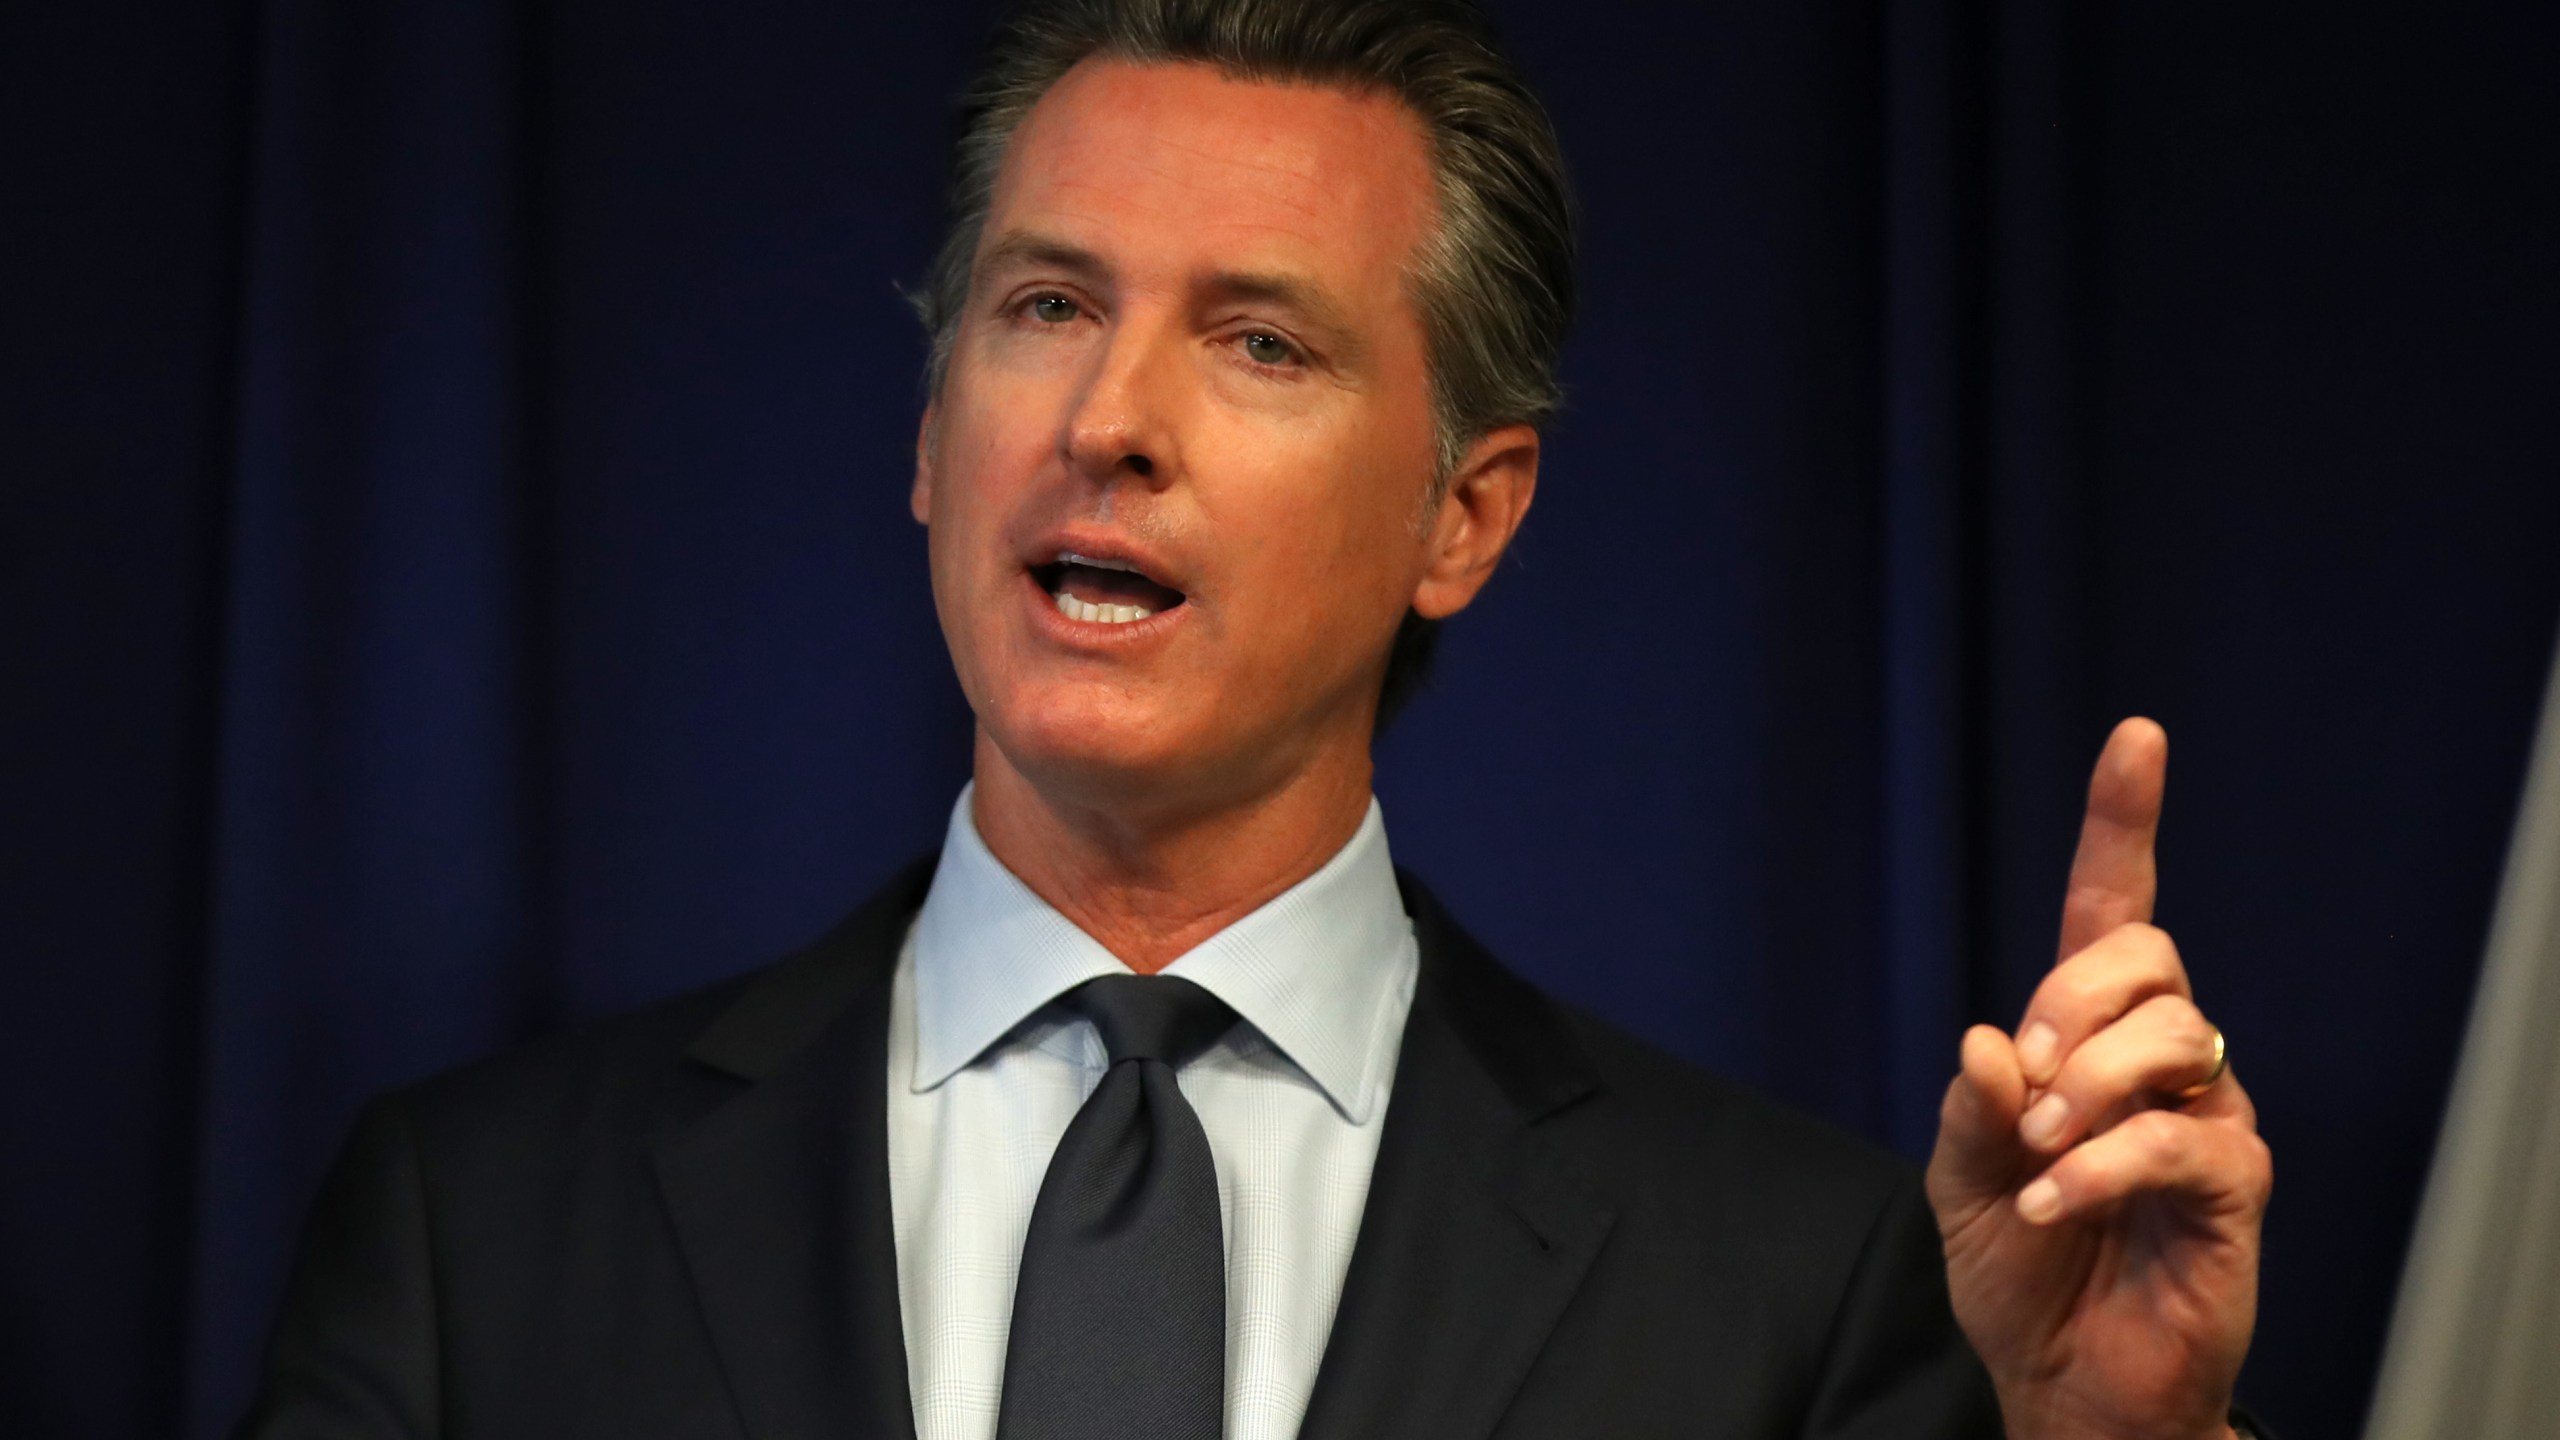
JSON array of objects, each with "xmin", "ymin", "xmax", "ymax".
[
  {"xmin": 386, "ymin": 853, "xmax": 934, "ymax": 1164},
  {"xmin": 1551, "ymin": 997, "xmax": 1921, "ymax": 1226},
  {"xmin": 1396, "ymin": 868, "xmax": 1917, "ymax": 1224},
  {"xmin": 389, "ymin": 968, "xmax": 754, "ymax": 1148},
  {"xmin": 1393, "ymin": 878, "xmax": 1994, "ymax": 1432}
]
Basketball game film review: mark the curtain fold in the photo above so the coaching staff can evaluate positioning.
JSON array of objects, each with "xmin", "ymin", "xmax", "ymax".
[
  {"xmin": 5, "ymin": 4, "xmax": 2554, "ymax": 1439},
  {"xmin": 1871, "ymin": 0, "xmax": 2106, "ymax": 1156},
  {"xmin": 186, "ymin": 2, "xmax": 553, "ymax": 1425}
]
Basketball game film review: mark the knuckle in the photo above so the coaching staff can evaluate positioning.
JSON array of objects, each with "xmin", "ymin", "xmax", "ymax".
[
  {"xmin": 2126, "ymin": 1109, "xmax": 2186, "ymax": 1167},
  {"xmin": 2243, "ymin": 1131, "xmax": 2275, "ymax": 1183},
  {"xmin": 2049, "ymin": 963, "xmax": 2106, "ymax": 1016},
  {"xmin": 2126, "ymin": 922, "xmax": 2183, "ymax": 976},
  {"xmin": 2055, "ymin": 926, "xmax": 2185, "ymax": 1014},
  {"xmin": 2213, "ymin": 1127, "xmax": 2275, "ymax": 1211},
  {"xmin": 2146, "ymin": 994, "xmax": 2212, "ymax": 1049},
  {"xmin": 2054, "ymin": 1039, "xmax": 2130, "ymax": 1104}
]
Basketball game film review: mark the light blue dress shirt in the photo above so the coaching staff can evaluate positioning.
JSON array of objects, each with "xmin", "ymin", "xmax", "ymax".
[{"xmin": 887, "ymin": 786, "xmax": 1421, "ymax": 1440}]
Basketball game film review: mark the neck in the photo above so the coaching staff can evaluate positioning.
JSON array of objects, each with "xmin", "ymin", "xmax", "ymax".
[{"xmin": 968, "ymin": 730, "xmax": 1376, "ymax": 974}]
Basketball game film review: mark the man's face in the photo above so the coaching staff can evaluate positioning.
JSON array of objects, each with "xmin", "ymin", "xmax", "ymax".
[{"xmin": 914, "ymin": 60, "xmax": 1492, "ymax": 816}]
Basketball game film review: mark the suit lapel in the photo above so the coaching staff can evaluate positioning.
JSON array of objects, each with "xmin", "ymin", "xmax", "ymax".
[
  {"xmin": 646, "ymin": 858, "xmax": 1610, "ymax": 1440},
  {"xmin": 651, "ymin": 859, "xmax": 935, "ymax": 1440},
  {"xmin": 1297, "ymin": 873, "xmax": 1617, "ymax": 1440}
]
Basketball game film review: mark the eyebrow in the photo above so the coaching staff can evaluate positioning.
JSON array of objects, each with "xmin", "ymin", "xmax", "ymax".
[
  {"xmin": 977, "ymin": 228, "xmax": 1370, "ymax": 366},
  {"xmin": 1199, "ymin": 270, "xmax": 1365, "ymax": 364},
  {"xmin": 977, "ymin": 230, "xmax": 1110, "ymax": 285}
]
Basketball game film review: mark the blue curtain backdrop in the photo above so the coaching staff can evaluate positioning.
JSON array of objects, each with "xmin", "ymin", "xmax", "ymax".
[{"xmin": 5, "ymin": 2, "xmax": 2555, "ymax": 1437}]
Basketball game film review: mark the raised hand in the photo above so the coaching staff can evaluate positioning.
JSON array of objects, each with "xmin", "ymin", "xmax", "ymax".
[{"xmin": 1924, "ymin": 718, "xmax": 2274, "ymax": 1440}]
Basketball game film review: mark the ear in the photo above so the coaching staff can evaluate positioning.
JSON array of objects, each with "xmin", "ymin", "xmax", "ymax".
[
  {"xmin": 1410, "ymin": 424, "xmax": 1538, "ymax": 620},
  {"xmin": 909, "ymin": 404, "xmax": 938, "ymax": 526}
]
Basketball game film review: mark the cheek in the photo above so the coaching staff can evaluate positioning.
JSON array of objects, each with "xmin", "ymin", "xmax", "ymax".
[
  {"xmin": 919, "ymin": 418, "xmax": 1021, "ymax": 686},
  {"xmin": 931, "ymin": 405, "xmax": 1039, "ymax": 566},
  {"xmin": 1217, "ymin": 451, "xmax": 1428, "ymax": 660},
  {"xmin": 1298, "ymin": 434, "xmax": 1432, "ymax": 589}
]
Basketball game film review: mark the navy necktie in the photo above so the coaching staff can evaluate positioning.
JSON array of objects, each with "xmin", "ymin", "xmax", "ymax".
[{"xmin": 994, "ymin": 974, "xmax": 1238, "ymax": 1440}]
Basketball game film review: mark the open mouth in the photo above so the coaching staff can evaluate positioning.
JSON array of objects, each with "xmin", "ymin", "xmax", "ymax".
[{"xmin": 1032, "ymin": 552, "xmax": 1188, "ymax": 626}]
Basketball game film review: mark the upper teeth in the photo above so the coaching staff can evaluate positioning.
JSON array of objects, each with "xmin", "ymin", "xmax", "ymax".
[
  {"xmin": 1057, "ymin": 551, "xmax": 1140, "ymax": 574},
  {"xmin": 1055, "ymin": 593, "xmax": 1151, "ymax": 625}
]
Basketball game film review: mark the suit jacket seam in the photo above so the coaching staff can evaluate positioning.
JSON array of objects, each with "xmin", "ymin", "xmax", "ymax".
[
  {"xmin": 386, "ymin": 1092, "xmax": 448, "ymax": 1438},
  {"xmin": 1803, "ymin": 1174, "xmax": 1919, "ymax": 1420}
]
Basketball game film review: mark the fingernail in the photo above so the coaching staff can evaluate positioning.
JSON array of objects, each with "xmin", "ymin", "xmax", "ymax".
[
  {"xmin": 2018, "ymin": 1177, "xmax": 2064, "ymax": 1224},
  {"xmin": 2017, "ymin": 1022, "xmax": 2059, "ymax": 1082},
  {"xmin": 2019, "ymin": 1093, "xmax": 2069, "ymax": 1149}
]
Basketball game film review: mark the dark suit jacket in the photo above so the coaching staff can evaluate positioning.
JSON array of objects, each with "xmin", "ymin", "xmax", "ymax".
[{"xmin": 237, "ymin": 860, "xmax": 2005, "ymax": 1438}]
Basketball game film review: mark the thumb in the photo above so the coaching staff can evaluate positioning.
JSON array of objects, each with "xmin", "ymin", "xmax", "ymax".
[{"xmin": 1927, "ymin": 1025, "xmax": 2032, "ymax": 1221}]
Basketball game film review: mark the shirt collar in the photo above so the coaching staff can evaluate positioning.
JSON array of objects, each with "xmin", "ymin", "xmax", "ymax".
[{"xmin": 909, "ymin": 784, "xmax": 1413, "ymax": 1122}]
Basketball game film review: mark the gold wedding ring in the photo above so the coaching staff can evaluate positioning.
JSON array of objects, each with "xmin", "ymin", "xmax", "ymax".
[{"xmin": 2176, "ymin": 1028, "xmax": 2228, "ymax": 1100}]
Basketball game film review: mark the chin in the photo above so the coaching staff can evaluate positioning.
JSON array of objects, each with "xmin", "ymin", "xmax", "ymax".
[{"xmin": 984, "ymin": 685, "xmax": 1222, "ymax": 803}]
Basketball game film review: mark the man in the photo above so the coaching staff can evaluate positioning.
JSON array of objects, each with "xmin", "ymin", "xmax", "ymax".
[{"xmin": 240, "ymin": 2, "xmax": 2273, "ymax": 1436}]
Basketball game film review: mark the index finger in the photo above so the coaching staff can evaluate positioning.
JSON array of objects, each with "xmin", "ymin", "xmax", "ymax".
[{"xmin": 2058, "ymin": 717, "xmax": 2168, "ymax": 962}]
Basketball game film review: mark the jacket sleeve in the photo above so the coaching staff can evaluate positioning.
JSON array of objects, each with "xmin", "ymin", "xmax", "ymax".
[
  {"xmin": 231, "ymin": 1095, "xmax": 442, "ymax": 1439},
  {"xmin": 1794, "ymin": 1183, "xmax": 2280, "ymax": 1440},
  {"xmin": 1798, "ymin": 1179, "xmax": 2004, "ymax": 1440}
]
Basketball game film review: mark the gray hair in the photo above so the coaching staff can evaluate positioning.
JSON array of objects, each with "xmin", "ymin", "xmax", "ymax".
[{"xmin": 912, "ymin": 0, "xmax": 1576, "ymax": 725}]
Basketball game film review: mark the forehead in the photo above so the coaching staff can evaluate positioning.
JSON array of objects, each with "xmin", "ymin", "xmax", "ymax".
[{"xmin": 984, "ymin": 58, "xmax": 1439, "ymax": 292}]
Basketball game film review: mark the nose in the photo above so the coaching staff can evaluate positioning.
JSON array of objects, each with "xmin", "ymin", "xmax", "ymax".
[{"xmin": 1060, "ymin": 318, "xmax": 1179, "ymax": 490}]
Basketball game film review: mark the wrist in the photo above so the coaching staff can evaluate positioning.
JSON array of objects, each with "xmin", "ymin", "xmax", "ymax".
[
  {"xmin": 1993, "ymin": 1385, "xmax": 2240, "ymax": 1440},
  {"xmin": 2001, "ymin": 1422, "xmax": 2239, "ymax": 1440}
]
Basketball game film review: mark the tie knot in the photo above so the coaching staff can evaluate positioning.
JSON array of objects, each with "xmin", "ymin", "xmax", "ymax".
[{"xmin": 1073, "ymin": 974, "xmax": 1237, "ymax": 1067}]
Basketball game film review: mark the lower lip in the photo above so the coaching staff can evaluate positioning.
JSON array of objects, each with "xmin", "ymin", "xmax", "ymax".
[{"xmin": 1022, "ymin": 570, "xmax": 1190, "ymax": 645}]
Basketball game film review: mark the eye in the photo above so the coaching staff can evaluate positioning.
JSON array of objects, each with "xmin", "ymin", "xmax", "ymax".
[
  {"xmin": 1240, "ymin": 331, "xmax": 1299, "ymax": 366},
  {"xmin": 1029, "ymin": 294, "xmax": 1080, "ymax": 323}
]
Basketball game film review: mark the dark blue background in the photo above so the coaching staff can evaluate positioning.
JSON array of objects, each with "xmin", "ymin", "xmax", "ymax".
[{"xmin": 5, "ymin": 2, "xmax": 2554, "ymax": 1437}]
